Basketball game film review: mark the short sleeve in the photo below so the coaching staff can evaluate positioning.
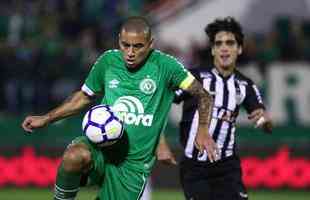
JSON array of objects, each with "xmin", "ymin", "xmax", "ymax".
[
  {"xmin": 164, "ymin": 55, "xmax": 194, "ymax": 90},
  {"xmin": 243, "ymin": 82, "xmax": 265, "ymax": 113},
  {"xmin": 81, "ymin": 54, "xmax": 107, "ymax": 96}
]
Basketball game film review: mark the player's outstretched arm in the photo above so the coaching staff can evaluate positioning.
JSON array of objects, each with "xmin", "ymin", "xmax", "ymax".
[
  {"xmin": 184, "ymin": 79, "xmax": 218, "ymax": 162},
  {"xmin": 248, "ymin": 108, "xmax": 273, "ymax": 134},
  {"xmin": 156, "ymin": 134, "xmax": 177, "ymax": 165},
  {"xmin": 22, "ymin": 90, "xmax": 93, "ymax": 133}
]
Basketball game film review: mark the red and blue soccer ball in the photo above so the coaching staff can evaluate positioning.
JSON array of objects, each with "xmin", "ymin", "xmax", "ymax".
[{"xmin": 82, "ymin": 105, "xmax": 124, "ymax": 147}]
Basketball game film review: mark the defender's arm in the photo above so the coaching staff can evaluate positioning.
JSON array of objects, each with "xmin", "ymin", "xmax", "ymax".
[{"xmin": 183, "ymin": 79, "xmax": 218, "ymax": 162}]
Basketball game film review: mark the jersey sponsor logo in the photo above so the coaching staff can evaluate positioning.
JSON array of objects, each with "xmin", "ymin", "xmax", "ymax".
[
  {"xmin": 109, "ymin": 79, "xmax": 119, "ymax": 88},
  {"xmin": 112, "ymin": 96, "xmax": 153, "ymax": 126},
  {"xmin": 212, "ymin": 107, "xmax": 238, "ymax": 122},
  {"xmin": 140, "ymin": 78, "xmax": 156, "ymax": 94}
]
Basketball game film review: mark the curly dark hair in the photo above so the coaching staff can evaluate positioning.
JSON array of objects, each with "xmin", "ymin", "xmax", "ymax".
[{"xmin": 204, "ymin": 17, "xmax": 244, "ymax": 47}]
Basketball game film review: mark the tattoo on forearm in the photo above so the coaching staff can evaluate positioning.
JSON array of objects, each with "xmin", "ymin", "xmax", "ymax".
[{"xmin": 187, "ymin": 80, "xmax": 213, "ymax": 125}]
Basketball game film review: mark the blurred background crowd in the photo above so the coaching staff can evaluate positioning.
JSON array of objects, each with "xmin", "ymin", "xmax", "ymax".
[
  {"xmin": 0, "ymin": 0, "xmax": 164, "ymax": 114},
  {"xmin": 1, "ymin": 0, "xmax": 310, "ymax": 114}
]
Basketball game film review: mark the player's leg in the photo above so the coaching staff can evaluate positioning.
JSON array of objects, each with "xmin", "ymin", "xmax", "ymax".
[
  {"xmin": 96, "ymin": 163, "xmax": 148, "ymax": 200},
  {"xmin": 77, "ymin": 130, "xmax": 145, "ymax": 200},
  {"xmin": 54, "ymin": 136, "xmax": 96, "ymax": 200},
  {"xmin": 140, "ymin": 179, "xmax": 152, "ymax": 200},
  {"xmin": 210, "ymin": 157, "xmax": 248, "ymax": 200},
  {"xmin": 179, "ymin": 157, "xmax": 212, "ymax": 200}
]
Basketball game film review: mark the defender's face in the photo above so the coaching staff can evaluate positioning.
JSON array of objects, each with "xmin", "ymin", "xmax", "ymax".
[
  {"xmin": 119, "ymin": 30, "xmax": 153, "ymax": 68},
  {"xmin": 212, "ymin": 31, "xmax": 242, "ymax": 70}
]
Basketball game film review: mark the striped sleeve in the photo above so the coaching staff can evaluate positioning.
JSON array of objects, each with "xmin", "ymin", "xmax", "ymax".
[{"xmin": 243, "ymin": 81, "xmax": 265, "ymax": 113}]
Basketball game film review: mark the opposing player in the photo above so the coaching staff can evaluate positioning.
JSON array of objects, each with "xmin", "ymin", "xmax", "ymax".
[
  {"xmin": 21, "ymin": 16, "xmax": 216, "ymax": 200},
  {"xmin": 174, "ymin": 17, "xmax": 272, "ymax": 200}
]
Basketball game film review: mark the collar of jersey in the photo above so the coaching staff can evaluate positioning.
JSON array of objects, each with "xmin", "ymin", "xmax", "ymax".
[{"xmin": 212, "ymin": 67, "xmax": 235, "ymax": 80}]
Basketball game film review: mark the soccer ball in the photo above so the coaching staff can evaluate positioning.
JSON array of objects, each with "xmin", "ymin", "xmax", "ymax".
[{"xmin": 82, "ymin": 105, "xmax": 124, "ymax": 147}]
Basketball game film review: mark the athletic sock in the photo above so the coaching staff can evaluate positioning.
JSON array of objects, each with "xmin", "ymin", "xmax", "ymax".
[{"xmin": 54, "ymin": 163, "xmax": 81, "ymax": 200}]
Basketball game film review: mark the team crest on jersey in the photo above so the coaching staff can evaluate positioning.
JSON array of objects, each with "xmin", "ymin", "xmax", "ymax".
[{"xmin": 139, "ymin": 78, "xmax": 156, "ymax": 94}]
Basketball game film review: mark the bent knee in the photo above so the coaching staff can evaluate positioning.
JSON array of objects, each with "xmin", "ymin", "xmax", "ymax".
[{"xmin": 62, "ymin": 143, "xmax": 92, "ymax": 172}]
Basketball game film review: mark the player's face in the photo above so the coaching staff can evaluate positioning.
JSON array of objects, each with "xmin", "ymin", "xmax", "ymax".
[
  {"xmin": 119, "ymin": 30, "xmax": 153, "ymax": 68},
  {"xmin": 212, "ymin": 31, "xmax": 242, "ymax": 71}
]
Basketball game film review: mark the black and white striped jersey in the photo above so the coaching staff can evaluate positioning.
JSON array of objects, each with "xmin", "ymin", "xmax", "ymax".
[{"xmin": 174, "ymin": 67, "xmax": 265, "ymax": 162}]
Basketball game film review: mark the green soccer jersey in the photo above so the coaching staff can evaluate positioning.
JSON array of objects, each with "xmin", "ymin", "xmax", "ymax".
[{"xmin": 82, "ymin": 49, "xmax": 194, "ymax": 172}]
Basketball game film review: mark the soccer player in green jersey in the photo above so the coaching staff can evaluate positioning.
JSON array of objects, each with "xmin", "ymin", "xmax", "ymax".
[{"xmin": 21, "ymin": 16, "xmax": 217, "ymax": 200}]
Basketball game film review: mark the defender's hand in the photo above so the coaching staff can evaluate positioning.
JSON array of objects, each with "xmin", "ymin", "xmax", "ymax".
[
  {"xmin": 194, "ymin": 127, "xmax": 219, "ymax": 163},
  {"xmin": 156, "ymin": 137, "xmax": 177, "ymax": 165},
  {"xmin": 248, "ymin": 109, "xmax": 264, "ymax": 125},
  {"xmin": 248, "ymin": 109, "xmax": 272, "ymax": 134},
  {"xmin": 22, "ymin": 115, "xmax": 50, "ymax": 133}
]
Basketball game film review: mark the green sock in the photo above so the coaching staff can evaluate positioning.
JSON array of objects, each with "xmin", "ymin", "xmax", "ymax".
[{"xmin": 54, "ymin": 163, "xmax": 81, "ymax": 200}]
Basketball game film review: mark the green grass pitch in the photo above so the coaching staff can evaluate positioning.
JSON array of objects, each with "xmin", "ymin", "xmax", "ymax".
[{"xmin": 0, "ymin": 188, "xmax": 309, "ymax": 200}]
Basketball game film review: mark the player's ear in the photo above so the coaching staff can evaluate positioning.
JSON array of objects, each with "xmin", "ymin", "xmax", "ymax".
[
  {"xmin": 149, "ymin": 37, "xmax": 154, "ymax": 48},
  {"xmin": 238, "ymin": 46, "xmax": 242, "ymax": 55},
  {"xmin": 118, "ymin": 33, "xmax": 122, "ymax": 47},
  {"xmin": 211, "ymin": 46, "xmax": 215, "ymax": 56}
]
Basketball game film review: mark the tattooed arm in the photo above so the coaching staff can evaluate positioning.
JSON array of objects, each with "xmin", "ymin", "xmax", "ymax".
[
  {"xmin": 183, "ymin": 79, "xmax": 218, "ymax": 162},
  {"xmin": 22, "ymin": 90, "xmax": 93, "ymax": 133}
]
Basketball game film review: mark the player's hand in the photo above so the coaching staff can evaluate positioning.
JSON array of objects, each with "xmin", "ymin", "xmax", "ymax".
[
  {"xmin": 194, "ymin": 126, "xmax": 219, "ymax": 163},
  {"xmin": 248, "ymin": 109, "xmax": 272, "ymax": 134},
  {"xmin": 22, "ymin": 115, "xmax": 50, "ymax": 133},
  {"xmin": 156, "ymin": 136, "xmax": 177, "ymax": 165}
]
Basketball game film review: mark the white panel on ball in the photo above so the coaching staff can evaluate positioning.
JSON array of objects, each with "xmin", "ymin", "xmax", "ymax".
[
  {"xmin": 90, "ymin": 109, "xmax": 111, "ymax": 125},
  {"xmin": 86, "ymin": 126, "xmax": 104, "ymax": 143}
]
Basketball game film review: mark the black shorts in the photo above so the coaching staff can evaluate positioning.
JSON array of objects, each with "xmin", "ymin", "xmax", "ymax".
[{"xmin": 179, "ymin": 155, "xmax": 248, "ymax": 200}]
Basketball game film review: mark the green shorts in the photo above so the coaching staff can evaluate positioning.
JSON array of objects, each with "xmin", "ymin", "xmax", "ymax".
[{"xmin": 72, "ymin": 136, "xmax": 148, "ymax": 200}]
